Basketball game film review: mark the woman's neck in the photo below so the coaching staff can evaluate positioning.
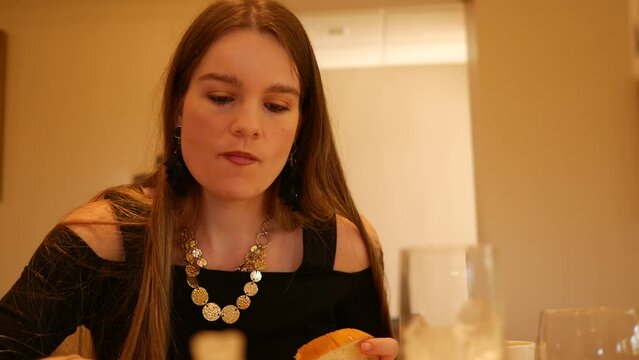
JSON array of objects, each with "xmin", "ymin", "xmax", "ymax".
[{"xmin": 196, "ymin": 191, "xmax": 271, "ymax": 257}]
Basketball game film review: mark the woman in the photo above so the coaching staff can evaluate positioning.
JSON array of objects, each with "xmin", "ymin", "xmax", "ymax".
[{"xmin": 0, "ymin": 0, "xmax": 398, "ymax": 359}]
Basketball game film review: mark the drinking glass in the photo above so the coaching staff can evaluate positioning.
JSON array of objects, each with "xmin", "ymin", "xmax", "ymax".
[
  {"xmin": 400, "ymin": 244, "xmax": 504, "ymax": 360},
  {"xmin": 538, "ymin": 307, "xmax": 639, "ymax": 359}
]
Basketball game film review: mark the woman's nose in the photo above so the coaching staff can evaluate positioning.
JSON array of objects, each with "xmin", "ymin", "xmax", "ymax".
[{"xmin": 230, "ymin": 102, "xmax": 262, "ymax": 138}]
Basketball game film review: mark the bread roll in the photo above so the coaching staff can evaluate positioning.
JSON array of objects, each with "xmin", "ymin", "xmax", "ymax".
[{"xmin": 295, "ymin": 328, "xmax": 379, "ymax": 360}]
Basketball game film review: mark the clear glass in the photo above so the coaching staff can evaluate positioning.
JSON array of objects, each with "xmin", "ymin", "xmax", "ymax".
[
  {"xmin": 538, "ymin": 307, "xmax": 639, "ymax": 360},
  {"xmin": 399, "ymin": 244, "xmax": 504, "ymax": 360}
]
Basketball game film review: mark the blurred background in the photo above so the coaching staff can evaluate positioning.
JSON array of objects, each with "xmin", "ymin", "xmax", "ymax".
[{"xmin": 0, "ymin": 0, "xmax": 637, "ymax": 343}]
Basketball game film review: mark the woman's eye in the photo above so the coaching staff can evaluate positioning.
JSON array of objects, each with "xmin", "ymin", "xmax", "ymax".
[
  {"xmin": 265, "ymin": 102, "xmax": 289, "ymax": 113},
  {"xmin": 208, "ymin": 95, "xmax": 234, "ymax": 105}
]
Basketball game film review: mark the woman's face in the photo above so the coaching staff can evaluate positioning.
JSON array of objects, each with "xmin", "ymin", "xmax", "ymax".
[{"xmin": 180, "ymin": 29, "xmax": 300, "ymax": 202}]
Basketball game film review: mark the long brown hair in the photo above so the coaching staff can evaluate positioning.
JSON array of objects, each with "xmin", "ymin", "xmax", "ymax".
[{"xmin": 109, "ymin": 0, "xmax": 393, "ymax": 358}]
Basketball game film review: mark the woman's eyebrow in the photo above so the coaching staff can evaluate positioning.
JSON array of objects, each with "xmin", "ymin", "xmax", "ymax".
[
  {"xmin": 267, "ymin": 83, "xmax": 300, "ymax": 97},
  {"xmin": 197, "ymin": 72, "xmax": 241, "ymax": 86}
]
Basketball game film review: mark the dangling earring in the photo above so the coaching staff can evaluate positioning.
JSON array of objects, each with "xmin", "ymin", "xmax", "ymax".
[
  {"xmin": 278, "ymin": 144, "xmax": 302, "ymax": 211},
  {"xmin": 164, "ymin": 126, "xmax": 192, "ymax": 197}
]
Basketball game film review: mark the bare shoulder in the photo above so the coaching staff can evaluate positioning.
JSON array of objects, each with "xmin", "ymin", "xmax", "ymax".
[
  {"xmin": 61, "ymin": 200, "xmax": 124, "ymax": 262},
  {"xmin": 334, "ymin": 214, "xmax": 376, "ymax": 272}
]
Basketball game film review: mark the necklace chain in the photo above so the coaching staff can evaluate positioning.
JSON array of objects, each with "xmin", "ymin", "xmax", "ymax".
[{"xmin": 181, "ymin": 219, "xmax": 273, "ymax": 324}]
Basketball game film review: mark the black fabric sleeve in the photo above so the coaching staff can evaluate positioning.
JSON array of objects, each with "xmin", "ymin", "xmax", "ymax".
[
  {"xmin": 0, "ymin": 225, "xmax": 102, "ymax": 359},
  {"xmin": 334, "ymin": 269, "xmax": 387, "ymax": 338}
]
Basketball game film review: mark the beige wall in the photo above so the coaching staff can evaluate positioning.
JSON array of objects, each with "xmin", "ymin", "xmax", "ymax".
[
  {"xmin": 467, "ymin": 0, "xmax": 639, "ymax": 341},
  {"xmin": 0, "ymin": 0, "xmax": 210, "ymax": 294}
]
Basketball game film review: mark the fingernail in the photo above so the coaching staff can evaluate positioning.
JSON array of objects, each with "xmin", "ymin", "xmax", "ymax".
[{"xmin": 361, "ymin": 341, "xmax": 372, "ymax": 352}]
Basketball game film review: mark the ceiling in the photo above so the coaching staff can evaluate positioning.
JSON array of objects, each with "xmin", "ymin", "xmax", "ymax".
[
  {"xmin": 281, "ymin": 0, "xmax": 462, "ymax": 12},
  {"xmin": 296, "ymin": 3, "xmax": 467, "ymax": 68}
]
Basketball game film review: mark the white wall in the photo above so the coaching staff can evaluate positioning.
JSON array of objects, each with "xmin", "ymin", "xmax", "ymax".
[{"xmin": 322, "ymin": 64, "xmax": 476, "ymax": 316}]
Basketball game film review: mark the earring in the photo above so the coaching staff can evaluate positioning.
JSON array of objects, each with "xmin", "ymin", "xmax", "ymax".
[
  {"xmin": 164, "ymin": 126, "xmax": 192, "ymax": 197},
  {"xmin": 278, "ymin": 145, "xmax": 302, "ymax": 211}
]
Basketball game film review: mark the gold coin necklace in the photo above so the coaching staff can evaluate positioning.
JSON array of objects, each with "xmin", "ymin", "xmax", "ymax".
[{"xmin": 181, "ymin": 219, "xmax": 272, "ymax": 324}]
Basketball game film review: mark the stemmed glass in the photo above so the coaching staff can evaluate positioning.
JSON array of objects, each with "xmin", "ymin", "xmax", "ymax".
[
  {"xmin": 538, "ymin": 307, "xmax": 639, "ymax": 359},
  {"xmin": 399, "ymin": 245, "xmax": 503, "ymax": 360}
]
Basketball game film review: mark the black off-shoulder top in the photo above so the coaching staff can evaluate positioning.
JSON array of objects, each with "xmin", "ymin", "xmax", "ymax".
[{"xmin": 0, "ymin": 216, "xmax": 384, "ymax": 359}]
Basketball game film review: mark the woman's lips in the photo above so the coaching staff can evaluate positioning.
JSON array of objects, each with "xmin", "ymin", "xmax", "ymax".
[{"xmin": 222, "ymin": 151, "xmax": 259, "ymax": 165}]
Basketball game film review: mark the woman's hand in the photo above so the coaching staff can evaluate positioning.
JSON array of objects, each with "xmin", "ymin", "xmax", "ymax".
[{"xmin": 360, "ymin": 337, "xmax": 399, "ymax": 360}]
